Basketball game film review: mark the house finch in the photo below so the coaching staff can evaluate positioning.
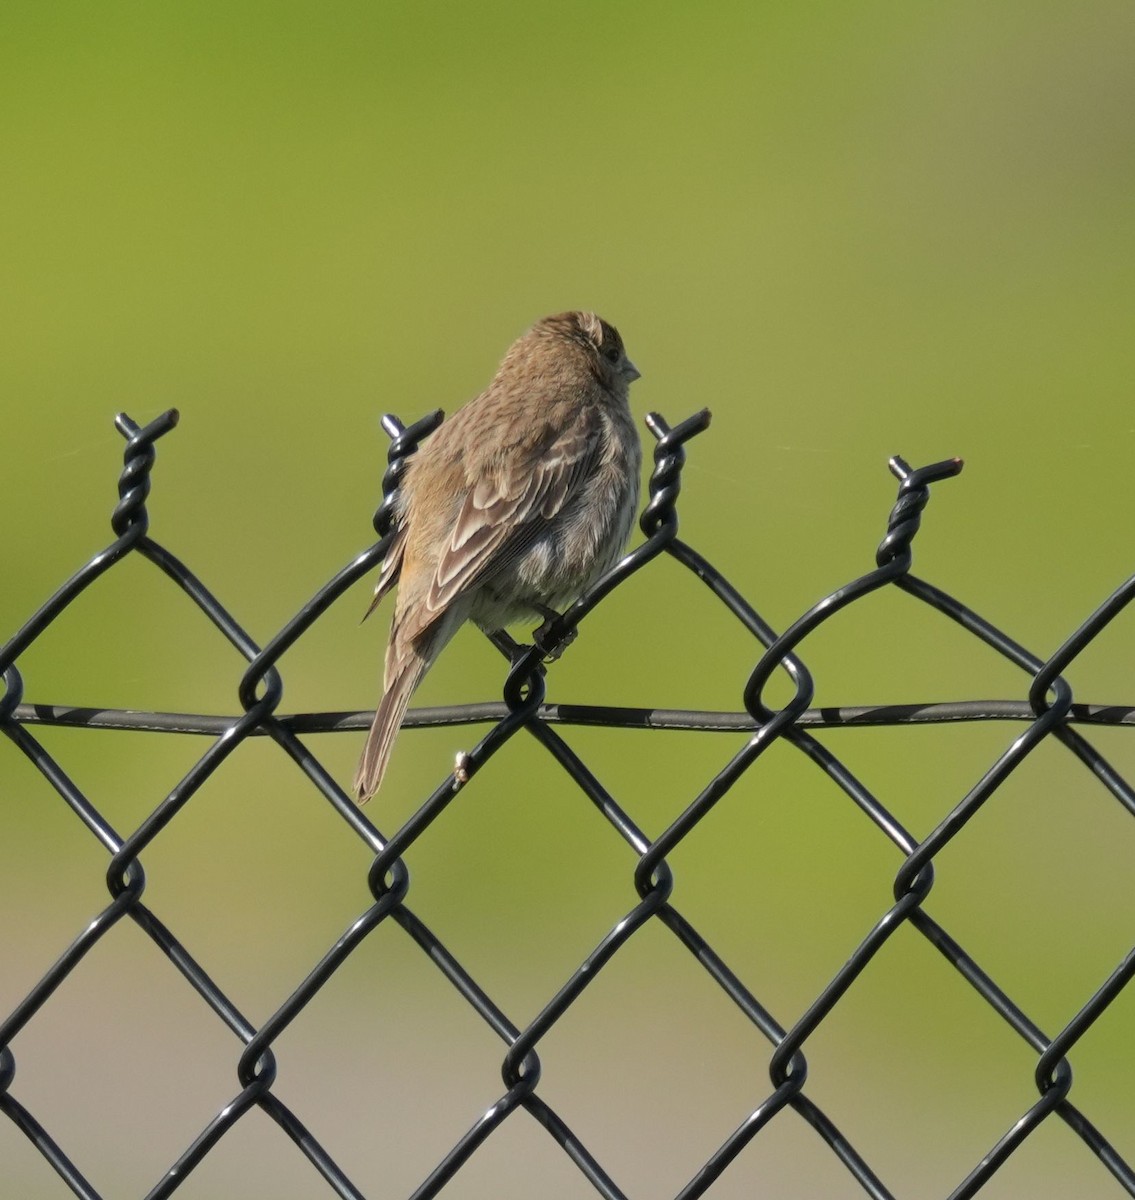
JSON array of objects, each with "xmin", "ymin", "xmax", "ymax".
[{"xmin": 354, "ymin": 311, "xmax": 642, "ymax": 801}]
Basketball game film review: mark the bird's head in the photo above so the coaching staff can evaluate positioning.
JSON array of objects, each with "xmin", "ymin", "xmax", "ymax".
[{"xmin": 508, "ymin": 311, "xmax": 641, "ymax": 401}]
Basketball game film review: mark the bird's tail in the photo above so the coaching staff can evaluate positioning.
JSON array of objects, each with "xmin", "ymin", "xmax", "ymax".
[
  {"xmin": 354, "ymin": 612, "xmax": 458, "ymax": 803},
  {"xmin": 354, "ymin": 656, "xmax": 425, "ymax": 802}
]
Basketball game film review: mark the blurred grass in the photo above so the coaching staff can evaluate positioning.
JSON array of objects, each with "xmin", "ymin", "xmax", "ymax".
[{"xmin": 2, "ymin": 3, "xmax": 1135, "ymax": 1197}]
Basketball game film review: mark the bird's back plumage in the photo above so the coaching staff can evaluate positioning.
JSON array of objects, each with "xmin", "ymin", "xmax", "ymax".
[{"xmin": 355, "ymin": 311, "xmax": 641, "ymax": 801}]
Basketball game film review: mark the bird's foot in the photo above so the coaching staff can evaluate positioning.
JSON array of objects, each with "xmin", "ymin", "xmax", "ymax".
[{"xmin": 533, "ymin": 604, "xmax": 577, "ymax": 662}]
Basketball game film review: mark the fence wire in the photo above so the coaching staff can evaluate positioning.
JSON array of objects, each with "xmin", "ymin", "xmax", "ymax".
[{"xmin": 2, "ymin": 407, "xmax": 1134, "ymax": 1199}]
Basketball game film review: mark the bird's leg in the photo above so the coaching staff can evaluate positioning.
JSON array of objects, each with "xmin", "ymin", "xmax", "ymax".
[
  {"xmin": 488, "ymin": 628, "xmax": 547, "ymax": 675},
  {"xmin": 533, "ymin": 603, "xmax": 577, "ymax": 662}
]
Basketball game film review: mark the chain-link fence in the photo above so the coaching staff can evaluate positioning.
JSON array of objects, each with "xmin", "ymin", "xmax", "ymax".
[{"xmin": 2, "ymin": 408, "xmax": 1133, "ymax": 1200}]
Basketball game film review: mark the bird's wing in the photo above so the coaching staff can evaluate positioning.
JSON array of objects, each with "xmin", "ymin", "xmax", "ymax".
[
  {"xmin": 405, "ymin": 408, "xmax": 600, "ymax": 637},
  {"xmin": 361, "ymin": 524, "xmax": 406, "ymax": 621}
]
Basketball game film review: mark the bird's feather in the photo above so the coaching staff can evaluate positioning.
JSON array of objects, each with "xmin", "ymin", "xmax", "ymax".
[
  {"xmin": 421, "ymin": 408, "xmax": 600, "ymax": 621},
  {"xmin": 361, "ymin": 526, "xmax": 407, "ymax": 622}
]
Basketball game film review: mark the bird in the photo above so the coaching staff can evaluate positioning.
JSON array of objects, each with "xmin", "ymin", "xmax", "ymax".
[{"xmin": 354, "ymin": 311, "xmax": 642, "ymax": 802}]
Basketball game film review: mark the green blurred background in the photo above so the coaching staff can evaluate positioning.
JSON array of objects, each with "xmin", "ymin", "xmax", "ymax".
[{"xmin": 3, "ymin": 3, "xmax": 1134, "ymax": 1197}]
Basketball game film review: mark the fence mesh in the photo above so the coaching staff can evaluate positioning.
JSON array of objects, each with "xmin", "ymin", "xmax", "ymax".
[{"xmin": 2, "ymin": 407, "xmax": 1133, "ymax": 1199}]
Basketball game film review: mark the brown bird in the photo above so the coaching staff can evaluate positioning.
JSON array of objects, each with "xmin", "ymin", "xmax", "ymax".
[{"xmin": 354, "ymin": 311, "xmax": 643, "ymax": 801}]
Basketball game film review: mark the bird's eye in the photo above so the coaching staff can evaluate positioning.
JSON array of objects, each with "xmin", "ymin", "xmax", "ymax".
[{"xmin": 603, "ymin": 345, "xmax": 620, "ymax": 363}]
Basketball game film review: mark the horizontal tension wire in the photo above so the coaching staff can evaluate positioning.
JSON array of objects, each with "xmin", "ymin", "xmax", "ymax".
[{"xmin": 11, "ymin": 699, "xmax": 1135, "ymax": 737}]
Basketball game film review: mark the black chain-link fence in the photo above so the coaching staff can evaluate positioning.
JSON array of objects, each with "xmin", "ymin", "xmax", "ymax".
[{"xmin": 2, "ymin": 408, "xmax": 1133, "ymax": 1199}]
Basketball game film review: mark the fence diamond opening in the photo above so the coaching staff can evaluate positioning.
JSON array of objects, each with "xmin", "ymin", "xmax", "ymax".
[{"xmin": 2, "ymin": 408, "xmax": 1133, "ymax": 1199}]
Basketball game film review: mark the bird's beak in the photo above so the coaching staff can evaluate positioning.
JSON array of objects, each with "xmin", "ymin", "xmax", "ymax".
[{"xmin": 624, "ymin": 359, "xmax": 641, "ymax": 382}]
